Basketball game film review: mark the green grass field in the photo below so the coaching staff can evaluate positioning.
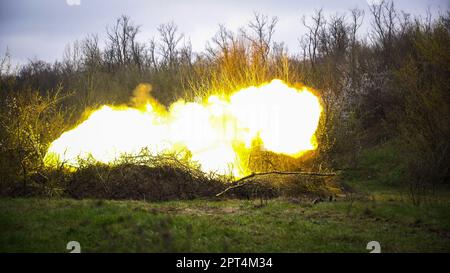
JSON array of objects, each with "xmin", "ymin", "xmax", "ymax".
[
  {"xmin": 2, "ymin": 141, "xmax": 449, "ymax": 253},
  {"xmin": 1, "ymin": 187, "xmax": 449, "ymax": 252}
]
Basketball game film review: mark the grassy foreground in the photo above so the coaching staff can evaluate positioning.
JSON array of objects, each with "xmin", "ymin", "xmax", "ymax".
[{"xmin": 1, "ymin": 186, "xmax": 450, "ymax": 252}]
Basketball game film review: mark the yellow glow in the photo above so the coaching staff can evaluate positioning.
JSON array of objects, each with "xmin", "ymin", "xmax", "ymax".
[{"xmin": 44, "ymin": 79, "xmax": 322, "ymax": 177}]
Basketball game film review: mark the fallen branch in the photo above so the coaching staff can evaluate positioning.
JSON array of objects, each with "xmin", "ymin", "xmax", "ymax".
[{"xmin": 216, "ymin": 171, "xmax": 336, "ymax": 197}]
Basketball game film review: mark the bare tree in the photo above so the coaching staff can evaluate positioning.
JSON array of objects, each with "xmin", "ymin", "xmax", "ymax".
[
  {"xmin": 179, "ymin": 39, "xmax": 193, "ymax": 67},
  {"xmin": 369, "ymin": 0, "xmax": 398, "ymax": 63},
  {"xmin": 244, "ymin": 12, "xmax": 278, "ymax": 63},
  {"xmin": 81, "ymin": 34, "xmax": 101, "ymax": 70},
  {"xmin": 350, "ymin": 8, "xmax": 365, "ymax": 45},
  {"xmin": 302, "ymin": 9, "xmax": 326, "ymax": 68},
  {"xmin": 322, "ymin": 14, "xmax": 349, "ymax": 60},
  {"xmin": 62, "ymin": 40, "xmax": 82, "ymax": 73},
  {"xmin": 147, "ymin": 37, "xmax": 159, "ymax": 71},
  {"xmin": 106, "ymin": 15, "xmax": 142, "ymax": 67},
  {"xmin": 158, "ymin": 21, "xmax": 184, "ymax": 69},
  {"xmin": 209, "ymin": 24, "xmax": 234, "ymax": 59},
  {"xmin": 348, "ymin": 8, "xmax": 365, "ymax": 90}
]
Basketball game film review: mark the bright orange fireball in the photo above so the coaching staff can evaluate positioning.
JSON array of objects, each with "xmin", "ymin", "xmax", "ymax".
[{"xmin": 44, "ymin": 79, "xmax": 322, "ymax": 177}]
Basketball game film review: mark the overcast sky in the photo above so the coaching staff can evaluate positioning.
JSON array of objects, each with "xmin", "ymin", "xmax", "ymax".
[{"xmin": 0, "ymin": 0, "xmax": 448, "ymax": 66}]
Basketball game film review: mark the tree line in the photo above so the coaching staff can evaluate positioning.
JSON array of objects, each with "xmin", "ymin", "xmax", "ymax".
[{"xmin": 0, "ymin": 0, "xmax": 449, "ymax": 202}]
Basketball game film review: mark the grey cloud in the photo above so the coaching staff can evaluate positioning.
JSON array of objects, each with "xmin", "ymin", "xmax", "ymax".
[{"xmin": 0, "ymin": 0, "xmax": 448, "ymax": 65}]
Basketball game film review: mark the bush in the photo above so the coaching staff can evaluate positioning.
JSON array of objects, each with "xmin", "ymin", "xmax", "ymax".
[
  {"xmin": 0, "ymin": 87, "xmax": 72, "ymax": 194},
  {"xmin": 67, "ymin": 164, "xmax": 225, "ymax": 201}
]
